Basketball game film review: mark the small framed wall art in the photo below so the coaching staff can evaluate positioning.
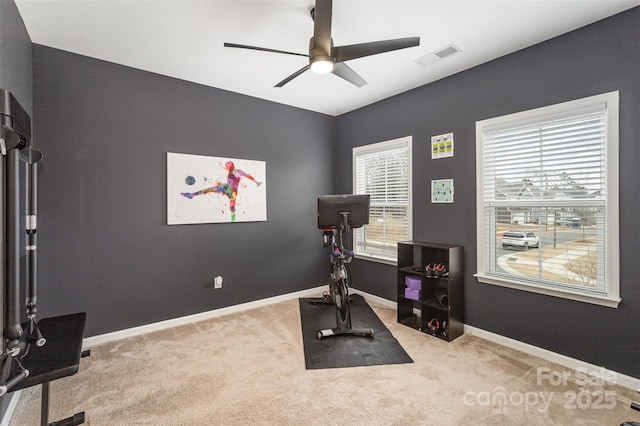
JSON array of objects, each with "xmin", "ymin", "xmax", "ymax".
[
  {"xmin": 431, "ymin": 179, "xmax": 454, "ymax": 203},
  {"xmin": 431, "ymin": 132, "xmax": 454, "ymax": 159}
]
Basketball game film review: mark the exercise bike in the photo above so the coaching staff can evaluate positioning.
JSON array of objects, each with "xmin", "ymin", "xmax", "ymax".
[{"xmin": 313, "ymin": 195, "xmax": 374, "ymax": 340}]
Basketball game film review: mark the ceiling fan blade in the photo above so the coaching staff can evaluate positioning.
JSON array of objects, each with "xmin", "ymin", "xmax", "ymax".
[
  {"xmin": 224, "ymin": 42, "xmax": 308, "ymax": 58},
  {"xmin": 312, "ymin": 0, "xmax": 332, "ymax": 55},
  {"xmin": 275, "ymin": 64, "xmax": 311, "ymax": 87},
  {"xmin": 333, "ymin": 37, "xmax": 420, "ymax": 63},
  {"xmin": 332, "ymin": 63, "xmax": 367, "ymax": 88}
]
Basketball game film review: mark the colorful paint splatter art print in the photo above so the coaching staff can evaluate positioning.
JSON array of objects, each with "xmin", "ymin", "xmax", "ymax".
[{"xmin": 167, "ymin": 153, "xmax": 266, "ymax": 224}]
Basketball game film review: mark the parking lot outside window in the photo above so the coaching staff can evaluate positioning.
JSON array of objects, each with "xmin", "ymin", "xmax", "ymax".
[{"xmin": 475, "ymin": 92, "xmax": 620, "ymax": 307}]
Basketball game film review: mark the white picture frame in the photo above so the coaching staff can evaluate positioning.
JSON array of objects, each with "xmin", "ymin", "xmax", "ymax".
[
  {"xmin": 431, "ymin": 132, "xmax": 454, "ymax": 159},
  {"xmin": 431, "ymin": 179, "xmax": 454, "ymax": 203},
  {"xmin": 167, "ymin": 152, "xmax": 266, "ymax": 224}
]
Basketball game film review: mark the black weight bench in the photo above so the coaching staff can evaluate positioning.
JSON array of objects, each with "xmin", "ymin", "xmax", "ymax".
[{"xmin": 10, "ymin": 312, "xmax": 88, "ymax": 426}]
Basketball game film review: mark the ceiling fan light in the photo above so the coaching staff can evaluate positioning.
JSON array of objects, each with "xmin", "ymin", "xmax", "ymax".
[{"xmin": 310, "ymin": 57, "xmax": 334, "ymax": 74}]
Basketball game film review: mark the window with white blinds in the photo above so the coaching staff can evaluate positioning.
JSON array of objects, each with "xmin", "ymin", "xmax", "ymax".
[
  {"xmin": 353, "ymin": 136, "xmax": 412, "ymax": 263},
  {"xmin": 476, "ymin": 92, "xmax": 620, "ymax": 307}
]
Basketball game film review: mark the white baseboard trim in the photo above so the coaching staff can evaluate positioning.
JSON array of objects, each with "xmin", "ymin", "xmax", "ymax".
[
  {"xmin": 351, "ymin": 289, "xmax": 397, "ymax": 310},
  {"xmin": 355, "ymin": 289, "xmax": 640, "ymax": 393},
  {"xmin": 83, "ymin": 286, "xmax": 326, "ymax": 348},
  {"xmin": 83, "ymin": 286, "xmax": 639, "ymax": 393},
  {"xmin": 464, "ymin": 324, "xmax": 640, "ymax": 393},
  {"xmin": 0, "ymin": 391, "xmax": 21, "ymax": 426}
]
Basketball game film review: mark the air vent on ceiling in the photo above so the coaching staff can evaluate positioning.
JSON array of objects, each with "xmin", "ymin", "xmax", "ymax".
[
  {"xmin": 435, "ymin": 45, "xmax": 460, "ymax": 59},
  {"xmin": 414, "ymin": 44, "xmax": 461, "ymax": 67}
]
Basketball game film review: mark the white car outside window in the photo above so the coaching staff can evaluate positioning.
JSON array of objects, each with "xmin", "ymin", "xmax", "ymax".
[{"xmin": 501, "ymin": 231, "xmax": 539, "ymax": 249}]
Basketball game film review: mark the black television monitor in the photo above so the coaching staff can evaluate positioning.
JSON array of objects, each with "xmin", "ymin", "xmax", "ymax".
[{"xmin": 317, "ymin": 194, "xmax": 370, "ymax": 229}]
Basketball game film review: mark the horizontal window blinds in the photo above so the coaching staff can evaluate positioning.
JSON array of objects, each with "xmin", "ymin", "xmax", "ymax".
[
  {"xmin": 482, "ymin": 109, "xmax": 606, "ymax": 204},
  {"xmin": 354, "ymin": 138, "xmax": 411, "ymax": 261},
  {"xmin": 479, "ymin": 97, "xmax": 613, "ymax": 297}
]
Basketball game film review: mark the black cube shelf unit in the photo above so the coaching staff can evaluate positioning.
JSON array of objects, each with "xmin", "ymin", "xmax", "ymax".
[{"xmin": 397, "ymin": 241, "xmax": 464, "ymax": 341}]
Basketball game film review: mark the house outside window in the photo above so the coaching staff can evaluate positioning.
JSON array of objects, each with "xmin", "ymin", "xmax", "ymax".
[
  {"xmin": 475, "ymin": 91, "xmax": 620, "ymax": 307},
  {"xmin": 353, "ymin": 136, "xmax": 412, "ymax": 264}
]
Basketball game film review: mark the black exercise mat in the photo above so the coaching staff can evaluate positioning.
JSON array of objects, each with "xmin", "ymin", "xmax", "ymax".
[{"xmin": 299, "ymin": 294, "xmax": 413, "ymax": 369}]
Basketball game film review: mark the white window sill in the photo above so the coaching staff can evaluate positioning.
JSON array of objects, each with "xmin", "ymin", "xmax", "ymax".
[
  {"xmin": 475, "ymin": 273, "xmax": 621, "ymax": 308},
  {"xmin": 354, "ymin": 253, "xmax": 397, "ymax": 266}
]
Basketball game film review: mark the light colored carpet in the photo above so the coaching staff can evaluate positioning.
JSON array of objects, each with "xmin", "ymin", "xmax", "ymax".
[{"xmin": 9, "ymin": 296, "xmax": 640, "ymax": 425}]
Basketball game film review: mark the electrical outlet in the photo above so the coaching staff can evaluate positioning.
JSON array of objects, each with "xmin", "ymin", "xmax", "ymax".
[{"xmin": 214, "ymin": 276, "xmax": 223, "ymax": 289}]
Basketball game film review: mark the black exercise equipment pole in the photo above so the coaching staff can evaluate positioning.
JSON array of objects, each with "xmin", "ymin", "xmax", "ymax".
[
  {"xmin": 4, "ymin": 140, "xmax": 23, "ymax": 354},
  {"xmin": 21, "ymin": 146, "xmax": 45, "ymax": 347},
  {"xmin": 0, "ymin": 131, "xmax": 5, "ymax": 356},
  {"xmin": 25, "ymin": 152, "xmax": 38, "ymax": 316}
]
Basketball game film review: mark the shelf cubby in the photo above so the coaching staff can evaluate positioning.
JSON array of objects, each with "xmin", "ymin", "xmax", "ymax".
[{"xmin": 396, "ymin": 240, "xmax": 464, "ymax": 342}]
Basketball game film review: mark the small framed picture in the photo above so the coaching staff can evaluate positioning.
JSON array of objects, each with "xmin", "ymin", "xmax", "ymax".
[
  {"xmin": 431, "ymin": 133, "xmax": 454, "ymax": 159},
  {"xmin": 431, "ymin": 179, "xmax": 454, "ymax": 203}
]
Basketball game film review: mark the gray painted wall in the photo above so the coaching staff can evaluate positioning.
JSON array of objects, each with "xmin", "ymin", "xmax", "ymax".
[
  {"xmin": 32, "ymin": 45, "xmax": 334, "ymax": 337},
  {"xmin": 335, "ymin": 7, "xmax": 640, "ymax": 378},
  {"xmin": 0, "ymin": 0, "xmax": 31, "ymax": 114}
]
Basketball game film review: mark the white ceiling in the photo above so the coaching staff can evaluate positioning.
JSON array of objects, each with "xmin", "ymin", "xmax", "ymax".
[{"xmin": 15, "ymin": 0, "xmax": 640, "ymax": 116}]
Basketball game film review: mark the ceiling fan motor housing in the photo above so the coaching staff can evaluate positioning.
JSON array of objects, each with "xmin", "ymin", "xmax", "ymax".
[
  {"xmin": 224, "ymin": 0, "xmax": 419, "ymax": 86},
  {"xmin": 309, "ymin": 37, "xmax": 334, "ymax": 73}
]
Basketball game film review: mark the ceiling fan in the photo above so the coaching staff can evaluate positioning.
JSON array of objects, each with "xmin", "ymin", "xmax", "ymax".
[{"xmin": 224, "ymin": 0, "xmax": 420, "ymax": 88}]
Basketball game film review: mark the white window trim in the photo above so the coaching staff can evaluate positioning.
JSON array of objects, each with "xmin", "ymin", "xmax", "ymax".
[
  {"xmin": 475, "ymin": 91, "xmax": 620, "ymax": 308},
  {"xmin": 353, "ymin": 136, "xmax": 413, "ymax": 265}
]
